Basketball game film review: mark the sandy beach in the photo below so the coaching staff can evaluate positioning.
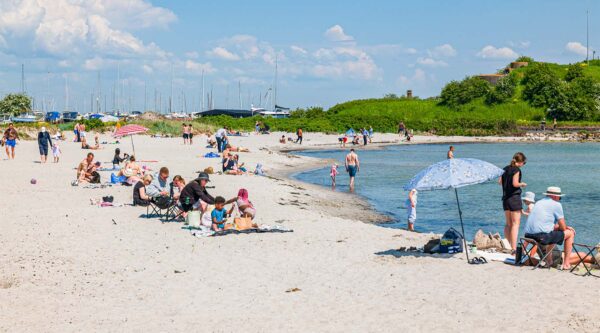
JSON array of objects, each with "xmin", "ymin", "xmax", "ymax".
[{"xmin": 1, "ymin": 131, "xmax": 599, "ymax": 332}]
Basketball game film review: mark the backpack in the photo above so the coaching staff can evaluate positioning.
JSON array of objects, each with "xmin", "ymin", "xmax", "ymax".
[{"xmin": 439, "ymin": 227, "xmax": 464, "ymax": 254}]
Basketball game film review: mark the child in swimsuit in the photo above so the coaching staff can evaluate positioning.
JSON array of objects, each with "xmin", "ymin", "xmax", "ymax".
[{"xmin": 330, "ymin": 163, "xmax": 339, "ymax": 187}]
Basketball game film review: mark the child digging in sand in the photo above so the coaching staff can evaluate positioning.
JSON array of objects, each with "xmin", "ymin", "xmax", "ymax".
[{"xmin": 211, "ymin": 196, "xmax": 234, "ymax": 231}]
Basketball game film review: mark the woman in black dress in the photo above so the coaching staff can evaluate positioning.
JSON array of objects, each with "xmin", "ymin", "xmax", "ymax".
[{"xmin": 500, "ymin": 152, "xmax": 527, "ymax": 252}]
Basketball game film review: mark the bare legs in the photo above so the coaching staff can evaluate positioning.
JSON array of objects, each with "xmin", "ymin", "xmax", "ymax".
[
  {"xmin": 349, "ymin": 176, "xmax": 355, "ymax": 192},
  {"xmin": 504, "ymin": 210, "xmax": 521, "ymax": 251},
  {"xmin": 562, "ymin": 229, "xmax": 574, "ymax": 270},
  {"xmin": 6, "ymin": 146, "xmax": 15, "ymax": 159}
]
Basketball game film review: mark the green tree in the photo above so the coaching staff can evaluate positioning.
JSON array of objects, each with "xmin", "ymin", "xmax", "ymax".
[
  {"xmin": 440, "ymin": 76, "xmax": 491, "ymax": 107},
  {"xmin": 515, "ymin": 56, "xmax": 534, "ymax": 63},
  {"xmin": 383, "ymin": 93, "xmax": 399, "ymax": 99},
  {"xmin": 565, "ymin": 64, "xmax": 584, "ymax": 82},
  {"xmin": 0, "ymin": 93, "xmax": 32, "ymax": 116},
  {"xmin": 486, "ymin": 74, "xmax": 518, "ymax": 104},
  {"xmin": 522, "ymin": 63, "xmax": 563, "ymax": 108}
]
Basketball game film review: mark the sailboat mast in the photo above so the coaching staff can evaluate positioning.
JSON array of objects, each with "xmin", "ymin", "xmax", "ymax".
[
  {"xmin": 238, "ymin": 81, "xmax": 242, "ymax": 109},
  {"xmin": 201, "ymin": 70, "xmax": 205, "ymax": 111},
  {"xmin": 273, "ymin": 55, "xmax": 278, "ymax": 110}
]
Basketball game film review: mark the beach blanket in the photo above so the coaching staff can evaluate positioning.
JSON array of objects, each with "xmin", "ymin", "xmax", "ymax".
[{"xmin": 191, "ymin": 225, "xmax": 293, "ymax": 237}]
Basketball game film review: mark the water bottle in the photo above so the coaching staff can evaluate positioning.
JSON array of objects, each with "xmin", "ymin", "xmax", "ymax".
[{"xmin": 515, "ymin": 244, "xmax": 523, "ymax": 266}]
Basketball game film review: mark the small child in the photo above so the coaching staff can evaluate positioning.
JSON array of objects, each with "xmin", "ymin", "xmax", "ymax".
[
  {"xmin": 330, "ymin": 163, "xmax": 339, "ymax": 187},
  {"xmin": 52, "ymin": 143, "xmax": 61, "ymax": 163},
  {"xmin": 211, "ymin": 196, "xmax": 234, "ymax": 231},
  {"xmin": 521, "ymin": 192, "xmax": 535, "ymax": 216},
  {"xmin": 112, "ymin": 148, "xmax": 129, "ymax": 169},
  {"xmin": 406, "ymin": 189, "xmax": 418, "ymax": 231}
]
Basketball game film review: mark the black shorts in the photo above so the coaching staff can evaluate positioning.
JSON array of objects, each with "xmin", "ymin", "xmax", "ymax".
[
  {"xmin": 525, "ymin": 231, "xmax": 565, "ymax": 245},
  {"xmin": 39, "ymin": 144, "xmax": 49, "ymax": 156},
  {"xmin": 502, "ymin": 195, "xmax": 522, "ymax": 212},
  {"xmin": 183, "ymin": 133, "xmax": 189, "ymax": 139}
]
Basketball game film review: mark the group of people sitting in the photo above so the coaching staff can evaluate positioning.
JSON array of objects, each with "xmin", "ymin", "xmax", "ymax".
[{"xmin": 132, "ymin": 169, "xmax": 256, "ymax": 231}]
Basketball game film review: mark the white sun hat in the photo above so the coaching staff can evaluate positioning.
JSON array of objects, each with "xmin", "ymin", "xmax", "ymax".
[
  {"xmin": 543, "ymin": 186, "xmax": 564, "ymax": 197},
  {"xmin": 522, "ymin": 191, "xmax": 536, "ymax": 203}
]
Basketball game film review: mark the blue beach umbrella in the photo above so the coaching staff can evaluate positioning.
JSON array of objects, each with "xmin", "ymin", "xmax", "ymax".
[{"xmin": 403, "ymin": 158, "xmax": 504, "ymax": 263}]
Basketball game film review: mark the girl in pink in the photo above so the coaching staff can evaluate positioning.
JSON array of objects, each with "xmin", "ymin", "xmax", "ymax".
[
  {"xmin": 235, "ymin": 188, "xmax": 256, "ymax": 219},
  {"xmin": 330, "ymin": 163, "xmax": 339, "ymax": 187}
]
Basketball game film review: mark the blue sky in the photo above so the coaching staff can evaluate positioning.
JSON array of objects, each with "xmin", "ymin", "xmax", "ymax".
[{"xmin": 0, "ymin": 0, "xmax": 598, "ymax": 113}]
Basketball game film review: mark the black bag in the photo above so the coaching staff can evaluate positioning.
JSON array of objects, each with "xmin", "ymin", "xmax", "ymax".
[
  {"xmin": 439, "ymin": 227, "xmax": 464, "ymax": 254},
  {"xmin": 153, "ymin": 195, "xmax": 172, "ymax": 209},
  {"xmin": 90, "ymin": 171, "xmax": 101, "ymax": 184}
]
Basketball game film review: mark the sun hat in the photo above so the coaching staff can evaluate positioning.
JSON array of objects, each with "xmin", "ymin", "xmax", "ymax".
[
  {"xmin": 197, "ymin": 172, "xmax": 210, "ymax": 182},
  {"xmin": 522, "ymin": 191, "xmax": 536, "ymax": 203},
  {"xmin": 543, "ymin": 186, "xmax": 564, "ymax": 197}
]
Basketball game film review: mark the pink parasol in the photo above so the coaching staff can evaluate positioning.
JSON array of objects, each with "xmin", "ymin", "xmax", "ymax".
[{"xmin": 113, "ymin": 124, "xmax": 149, "ymax": 156}]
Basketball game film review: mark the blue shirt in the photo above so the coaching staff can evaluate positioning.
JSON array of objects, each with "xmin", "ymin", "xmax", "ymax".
[
  {"xmin": 211, "ymin": 208, "xmax": 227, "ymax": 223},
  {"xmin": 523, "ymin": 197, "xmax": 564, "ymax": 234}
]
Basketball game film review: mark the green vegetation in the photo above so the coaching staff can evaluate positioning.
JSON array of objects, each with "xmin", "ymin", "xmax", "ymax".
[{"xmin": 0, "ymin": 93, "xmax": 31, "ymax": 116}]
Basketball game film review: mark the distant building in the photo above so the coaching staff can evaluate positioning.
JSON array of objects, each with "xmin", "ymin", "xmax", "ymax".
[
  {"xmin": 406, "ymin": 90, "xmax": 413, "ymax": 98},
  {"xmin": 477, "ymin": 74, "xmax": 505, "ymax": 85}
]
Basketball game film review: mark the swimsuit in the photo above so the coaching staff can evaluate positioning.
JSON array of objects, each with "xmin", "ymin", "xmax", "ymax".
[
  {"xmin": 5, "ymin": 139, "xmax": 16, "ymax": 147},
  {"xmin": 347, "ymin": 165, "xmax": 357, "ymax": 177}
]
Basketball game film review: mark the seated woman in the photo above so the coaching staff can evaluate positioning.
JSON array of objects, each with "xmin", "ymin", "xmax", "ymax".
[
  {"xmin": 118, "ymin": 155, "xmax": 143, "ymax": 184},
  {"xmin": 222, "ymin": 154, "xmax": 243, "ymax": 175},
  {"xmin": 171, "ymin": 175, "xmax": 186, "ymax": 200},
  {"xmin": 81, "ymin": 136, "xmax": 100, "ymax": 150},
  {"xmin": 233, "ymin": 154, "xmax": 248, "ymax": 173},
  {"xmin": 133, "ymin": 174, "xmax": 153, "ymax": 206},
  {"xmin": 234, "ymin": 188, "xmax": 256, "ymax": 219}
]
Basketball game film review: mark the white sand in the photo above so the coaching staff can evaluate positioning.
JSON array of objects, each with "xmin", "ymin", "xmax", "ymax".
[{"xmin": 1, "ymin": 131, "xmax": 599, "ymax": 332}]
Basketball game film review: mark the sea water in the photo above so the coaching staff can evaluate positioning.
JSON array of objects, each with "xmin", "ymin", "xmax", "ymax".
[{"xmin": 294, "ymin": 143, "xmax": 600, "ymax": 245}]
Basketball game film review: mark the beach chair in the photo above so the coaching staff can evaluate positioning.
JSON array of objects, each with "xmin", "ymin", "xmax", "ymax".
[
  {"xmin": 163, "ymin": 203, "xmax": 184, "ymax": 222},
  {"xmin": 519, "ymin": 237, "xmax": 557, "ymax": 269},
  {"xmin": 146, "ymin": 196, "xmax": 175, "ymax": 219},
  {"xmin": 570, "ymin": 243, "xmax": 599, "ymax": 277}
]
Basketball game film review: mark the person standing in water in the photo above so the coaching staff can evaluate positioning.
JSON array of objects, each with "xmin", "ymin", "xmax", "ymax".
[
  {"xmin": 406, "ymin": 188, "xmax": 418, "ymax": 231},
  {"xmin": 447, "ymin": 146, "xmax": 455, "ymax": 159},
  {"xmin": 345, "ymin": 149, "xmax": 360, "ymax": 191},
  {"xmin": 499, "ymin": 152, "xmax": 527, "ymax": 252}
]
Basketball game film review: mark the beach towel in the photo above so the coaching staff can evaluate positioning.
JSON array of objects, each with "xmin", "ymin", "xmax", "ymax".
[{"xmin": 204, "ymin": 152, "xmax": 220, "ymax": 158}]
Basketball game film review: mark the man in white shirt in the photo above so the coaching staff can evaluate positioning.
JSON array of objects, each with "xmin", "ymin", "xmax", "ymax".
[
  {"xmin": 215, "ymin": 127, "xmax": 227, "ymax": 153},
  {"xmin": 523, "ymin": 186, "xmax": 575, "ymax": 269}
]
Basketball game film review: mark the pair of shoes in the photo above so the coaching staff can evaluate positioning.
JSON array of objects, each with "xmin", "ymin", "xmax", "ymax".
[{"xmin": 469, "ymin": 257, "xmax": 488, "ymax": 265}]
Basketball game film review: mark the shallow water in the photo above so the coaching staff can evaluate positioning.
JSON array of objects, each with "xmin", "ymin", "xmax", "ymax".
[{"xmin": 294, "ymin": 143, "xmax": 600, "ymax": 245}]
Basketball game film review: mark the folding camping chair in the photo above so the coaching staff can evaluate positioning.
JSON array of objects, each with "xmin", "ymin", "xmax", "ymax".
[
  {"xmin": 163, "ymin": 203, "xmax": 184, "ymax": 222},
  {"xmin": 570, "ymin": 243, "xmax": 599, "ymax": 277},
  {"xmin": 147, "ymin": 196, "xmax": 175, "ymax": 219},
  {"xmin": 519, "ymin": 237, "xmax": 558, "ymax": 269}
]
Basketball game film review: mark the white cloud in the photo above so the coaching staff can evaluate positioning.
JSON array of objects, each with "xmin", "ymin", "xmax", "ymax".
[
  {"xmin": 429, "ymin": 44, "xmax": 457, "ymax": 58},
  {"xmin": 0, "ymin": 0, "xmax": 175, "ymax": 58},
  {"xmin": 324, "ymin": 24, "xmax": 354, "ymax": 42},
  {"xmin": 311, "ymin": 46, "xmax": 379, "ymax": 80},
  {"xmin": 476, "ymin": 45, "xmax": 518, "ymax": 59},
  {"xmin": 565, "ymin": 42, "xmax": 588, "ymax": 56},
  {"xmin": 398, "ymin": 68, "xmax": 427, "ymax": 85},
  {"xmin": 290, "ymin": 45, "xmax": 307, "ymax": 55},
  {"xmin": 206, "ymin": 47, "xmax": 240, "ymax": 61},
  {"xmin": 142, "ymin": 64, "xmax": 153, "ymax": 74},
  {"xmin": 185, "ymin": 60, "xmax": 216, "ymax": 74},
  {"xmin": 508, "ymin": 40, "xmax": 531, "ymax": 49},
  {"xmin": 417, "ymin": 57, "xmax": 448, "ymax": 67},
  {"xmin": 58, "ymin": 60, "xmax": 70, "ymax": 68}
]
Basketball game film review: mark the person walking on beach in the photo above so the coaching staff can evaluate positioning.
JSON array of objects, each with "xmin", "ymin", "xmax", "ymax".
[
  {"xmin": 3, "ymin": 123, "xmax": 19, "ymax": 159},
  {"xmin": 188, "ymin": 124, "xmax": 193, "ymax": 144},
  {"xmin": 368, "ymin": 126, "xmax": 374, "ymax": 143},
  {"xmin": 553, "ymin": 117, "xmax": 557, "ymax": 130},
  {"xmin": 330, "ymin": 163, "xmax": 339, "ymax": 188},
  {"xmin": 74, "ymin": 122, "xmax": 81, "ymax": 142},
  {"xmin": 499, "ymin": 152, "xmax": 527, "ymax": 252},
  {"xmin": 362, "ymin": 128, "xmax": 368, "ymax": 146},
  {"xmin": 37, "ymin": 126, "xmax": 53, "ymax": 163},
  {"xmin": 215, "ymin": 127, "xmax": 227, "ymax": 153},
  {"xmin": 406, "ymin": 188, "xmax": 418, "ymax": 231},
  {"xmin": 447, "ymin": 146, "xmax": 455, "ymax": 159},
  {"xmin": 295, "ymin": 128, "xmax": 303, "ymax": 144},
  {"xmin": 345, "ymin": 149, "xmax": 360, "ymax": 191}
]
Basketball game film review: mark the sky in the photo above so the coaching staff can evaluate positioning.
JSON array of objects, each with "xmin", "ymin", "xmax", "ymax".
[{"xmin": 0, "ymin": 0, "xmax": 598, "ymax": 113}]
